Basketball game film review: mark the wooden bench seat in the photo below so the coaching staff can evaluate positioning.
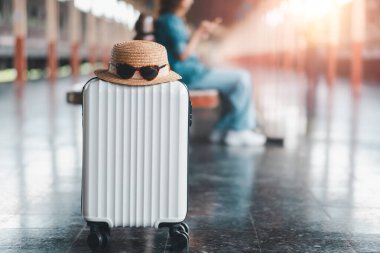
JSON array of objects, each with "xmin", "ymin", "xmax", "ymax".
[
  {"xmin": 66, "ymin": 82, "xmax": 219, "ymax": 109},
  {"xmin": 189, "ymin": 89, "xmax": 219, "ymax": 109}
]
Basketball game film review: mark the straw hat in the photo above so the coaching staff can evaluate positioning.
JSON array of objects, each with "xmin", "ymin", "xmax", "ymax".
[{"xmin": 94, "ymin": 40, "xmax": 181, "ymax": 86}]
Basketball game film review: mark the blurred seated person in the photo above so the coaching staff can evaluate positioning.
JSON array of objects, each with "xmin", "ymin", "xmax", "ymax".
[
  {"xmin": 155, "ymin": 0, "xmax": 266, "ymax": 146},
  {"xmin": 134, "ymin": 13, "xmax": 155, "ymax": 41}
]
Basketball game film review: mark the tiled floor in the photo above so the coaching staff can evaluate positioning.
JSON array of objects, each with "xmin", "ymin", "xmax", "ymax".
[{"xmin": 0, "ymin": 71, "xmax": 380, "ymax": 252}]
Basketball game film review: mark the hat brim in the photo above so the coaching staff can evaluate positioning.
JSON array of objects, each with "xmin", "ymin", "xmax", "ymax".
[{"xmin": 94, "ymin": 69, "xmax": 182, "ymax": 86}]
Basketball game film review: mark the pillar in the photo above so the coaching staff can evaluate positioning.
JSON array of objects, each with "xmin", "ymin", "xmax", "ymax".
[
  {"xmin": 46, "ymin": 0, "xmax": 58, "ymax": 81},
  {"xmin": 86, "ymin": 13, "xmax": 97, "ymax": 68},
  {"xmin": 13, "ymin": 0, "xmax": 27, "ymax": 82},
  {"xmin": 153, "ymin": 0, "xmax": 160, "ymax": 17},
  {"xmin": 326, "ymin": 5, "xmax": 340, "ymax": 86},
  {"xmin": 69, "ymin": 1, "xmax": 80, "ymax": 76},
  {"xmin": 295, "ymin": 33, "xmax": 306, "ymax": 73},
  {"xmin": 351, "ymin": 0, "xmax": 366, "ymax": 95},
  {"xmin": 305, "ymin": 23, "xmax": 319, "ymax": 87},
  {"xmin": 99, "ymin": 18, "xmax": 109, "ymax": 68},
  {"xmin": 305, "ymin": 23, "xmax": 319, "ymax": 118}
]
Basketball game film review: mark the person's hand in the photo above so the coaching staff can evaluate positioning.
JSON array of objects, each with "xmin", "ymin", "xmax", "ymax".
[
  {"xmin": 196, "ymin": 18, "xmax": 222, "ymax": 40},
  {"xmin": 183, "ymin": 18, "xmax": 222, "ymax": 61}
]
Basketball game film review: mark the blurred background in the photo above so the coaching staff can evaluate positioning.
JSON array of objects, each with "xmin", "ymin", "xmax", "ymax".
[
  {"xmin": 1, "ymin": 0, "xmax": 380, "ymax": 252},
  {"xmin": 0, "ymin": 0, "xmax": 378, "ymax": 140},
  {"xmin": 2, "ymin": 0, "xmax": 378, "ymax": 80},
  {"xmin": 1, "ymin": 0, "xmax": 378, "ymax": 81}
]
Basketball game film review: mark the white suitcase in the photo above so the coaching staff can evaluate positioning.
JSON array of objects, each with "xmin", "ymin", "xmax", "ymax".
[{"xmin": 81, "ymin": 78, "xmax": 191, "ymax": 250}]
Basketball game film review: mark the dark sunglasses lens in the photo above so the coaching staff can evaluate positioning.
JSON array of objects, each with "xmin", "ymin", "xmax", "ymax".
[
  {"xmin": 140, "ymin": 66, "xmax": 159, "ymax": 81},
  {"xmin": 117, "ymin": 64, "xmax": 135, "ymax": 79}
]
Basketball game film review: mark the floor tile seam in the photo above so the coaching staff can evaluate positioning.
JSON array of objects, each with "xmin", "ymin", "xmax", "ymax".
[
  {"xmin": 14, "ymin": 190, "xmax": 58, "ymax": 209},
  {"xmin": 0, "ymin": 226, "xmax": 84, "ymax": 230},
  {"xmin": 15, "ymin": 212, "xmax": 82, "ymax": 216},
  {"xmin": 346, "ymin": 239, "xmax": 359, "ymax": 253},
  {"xmin": 189, "ymin": 161, "xmax": 235, "ymax": 167},
  {"xmin": 249, "ymin": 212, "xmax": 262, "ymax": 252},
  {"xmin": 257, "ymin": 236, "xmax": 357, "ymax": 242},
  {"xmin": 0, "ymin": 246, "xmax": 22, "ymax": 250},
  {"xmin": 186, "ymin": 228, "xmax": 258, "ymax": 233},
  {"xmin": 163, "ymin": 232, "xmax": 169, "ymax": 252},
  {"xmin": 249, "ymin": 199, "xmax": 323, "ymax": 209},
  {"xmin": 258, "ymin": 244, "xmax": 357, "ymax": 253},
  {"xmin": 307, "ymin": 188, "xmax": 333, "ymax": 220},
  {"xmin": 0, "ymin": 214, "xmax": 83, "ymax": 217},
  {"xmin": 255, "ymin": 229, "xmax": 357, "ymax": 250},
  {"xmin": 307, "ymin": 137, "xmax": 380, "ymax": 149},
  {"xmin": 320, "ymin": 204, "xmax": 380, "ymax": 209},
  {"xmin": 65, "ymin": 224, "xmax": 86, "ymax": 253},
  {"xmin": 0, "ymin": 227, "xmax": 84, "ymax": 231}
]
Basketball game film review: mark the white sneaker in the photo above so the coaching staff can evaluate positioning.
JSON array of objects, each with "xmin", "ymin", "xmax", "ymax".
[
  {"xmin": 224, "ymin": 130, "xmax": 266, "ymax": 147},
  {"xmin": 209, "ymin": 130, "xmax": 225, "ymax": 144}
]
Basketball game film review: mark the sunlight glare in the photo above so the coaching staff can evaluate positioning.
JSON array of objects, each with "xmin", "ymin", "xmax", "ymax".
[{"xmin": 74, "ymin": 0, "xmax": 140, "ymax": 27}]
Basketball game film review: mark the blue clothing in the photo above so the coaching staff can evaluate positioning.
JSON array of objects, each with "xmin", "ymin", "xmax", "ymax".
[
  {"xmin": 155, "ymin": 13, "xmax": 209, "ymax": 84},
  {"xmin": 156, "ymin": 13, "xmax": 256, "ymax": 131},
  {"xmin": 189, "ymin": 68, "xmax": 256, "ymax": 130}
]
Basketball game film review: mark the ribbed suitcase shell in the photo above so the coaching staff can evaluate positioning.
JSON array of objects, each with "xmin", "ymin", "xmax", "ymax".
[{"xmin": 82, "ymin": 79, "xmax": 189, "ymax": 228}]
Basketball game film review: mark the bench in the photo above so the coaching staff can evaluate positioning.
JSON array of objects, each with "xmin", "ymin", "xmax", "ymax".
[
  {"xmin": 66, "ymin": 82, "xmax": 219, "ymax": 109},
  {"xmin": 66, "ymin": 82, "xmax": 282, "ymax": 145}
]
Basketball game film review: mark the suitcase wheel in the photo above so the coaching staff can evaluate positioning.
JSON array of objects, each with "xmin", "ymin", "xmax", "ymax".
[
  {"xmin": 180, "ymin": 222, "xmax": 189, "ymax": 234},
  {"xmin": 169, "ymin": 223, "xmax": 190, "ymax": 250},
  {"xmin": 87, "ymin": 222, "xmax": 110, "ymax": 250}
]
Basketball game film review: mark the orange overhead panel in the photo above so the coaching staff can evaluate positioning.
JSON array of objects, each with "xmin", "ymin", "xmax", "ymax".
[{"xmin": 187, "ymin": 0, "xmax": 259, "ymax": 26}]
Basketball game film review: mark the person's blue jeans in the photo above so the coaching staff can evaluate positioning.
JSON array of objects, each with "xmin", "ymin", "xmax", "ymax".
[{"xmin": 187, "ymin": 68, "xmax": 255, "ymax": 131}]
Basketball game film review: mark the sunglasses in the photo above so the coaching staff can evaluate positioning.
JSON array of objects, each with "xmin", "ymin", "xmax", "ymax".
[{"xmin": 114, "ymin": 63, "xmax": 167, "ymax": 81}]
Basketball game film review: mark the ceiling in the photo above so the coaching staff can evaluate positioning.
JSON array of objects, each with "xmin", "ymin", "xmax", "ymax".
[
  {"xmin": 125, "ymin": 0, "xmax": 258, "ymax": 26},
  {"xmin": 188, "ymin": 0, "xmax": 259, "ymax": 26}
]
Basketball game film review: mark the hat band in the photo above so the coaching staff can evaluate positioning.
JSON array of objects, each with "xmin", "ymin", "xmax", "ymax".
[{"xmin": 109, "ymin": 63, "xmax": 170, "ymax": 80}]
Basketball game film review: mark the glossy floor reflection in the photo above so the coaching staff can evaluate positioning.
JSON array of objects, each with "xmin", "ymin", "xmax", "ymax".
[{"xmin": 0, "ymin": 73, "xmax": 380, "ymax": 252}]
